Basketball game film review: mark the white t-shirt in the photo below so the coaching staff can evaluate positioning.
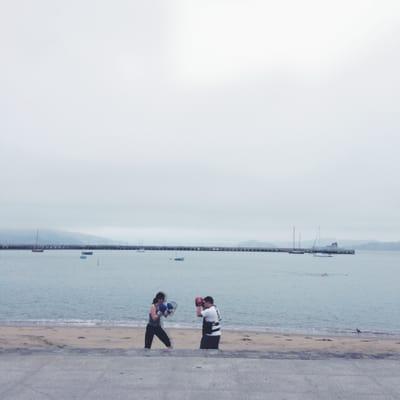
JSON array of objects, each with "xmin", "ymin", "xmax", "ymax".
[{"xmin": 201, "ymin": 306, "xmax": 221, "ymax": 336}]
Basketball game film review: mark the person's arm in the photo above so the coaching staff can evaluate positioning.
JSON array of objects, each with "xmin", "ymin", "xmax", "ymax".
[
  {"xmin": 150, "ymin": 304, "xmax": 160, "ymax": 320},
  {"xmin": 196, "ymin": 305, "xmax": 203, "ymax": 317},
  {"xmin": 195, "ymin": 297, "xmax": 204, "ymax": 317}
]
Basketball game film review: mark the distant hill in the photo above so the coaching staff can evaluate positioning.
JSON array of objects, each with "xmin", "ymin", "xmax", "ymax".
[
  {"xmin": 0, "ymin": 229, "xmax": 121, "ymax": 245},
  {"xmin": 354, "ymin": 241, "xmax": 400, "ymax": 251}
]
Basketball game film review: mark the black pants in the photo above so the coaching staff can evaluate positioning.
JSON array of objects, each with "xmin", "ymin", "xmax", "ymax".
[
  {"xmin": 144, "ymin": 324, "xmax": 171, "ymax": 349},
  {"xmin": 200, "ymin": 335, "xmax": 220, "ymax": 349}
]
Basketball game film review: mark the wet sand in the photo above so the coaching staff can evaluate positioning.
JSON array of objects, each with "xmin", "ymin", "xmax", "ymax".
[{"xmin": 1, "ymin": 325, "xmax": 400, "ymax": 356}]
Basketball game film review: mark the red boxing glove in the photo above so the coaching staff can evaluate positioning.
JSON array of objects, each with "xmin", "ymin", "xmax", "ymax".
[{"xmin": 195, "ymin": 297, "xmax": 204, "ymax": 307}]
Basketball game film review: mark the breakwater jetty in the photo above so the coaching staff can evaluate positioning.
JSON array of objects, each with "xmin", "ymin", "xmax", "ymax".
[{"xmin": 0, "ymin": 244, "xmax": 355, "ymax": 254}]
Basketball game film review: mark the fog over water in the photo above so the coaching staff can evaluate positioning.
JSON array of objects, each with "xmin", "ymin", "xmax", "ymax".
[{"xmin": 1, "ymin": 1, "xmax": 400, "ymax": 244}]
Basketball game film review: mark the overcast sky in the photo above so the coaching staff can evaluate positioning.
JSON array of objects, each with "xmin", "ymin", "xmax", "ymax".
[{"xmin": 1, "ymin": 0, "xmax": 399, "ymax": 244}]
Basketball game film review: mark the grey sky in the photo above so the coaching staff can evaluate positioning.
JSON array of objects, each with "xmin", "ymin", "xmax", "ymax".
[{"xmin": 1, "ymin": 0, "xmax": 399, "ymax": 244}]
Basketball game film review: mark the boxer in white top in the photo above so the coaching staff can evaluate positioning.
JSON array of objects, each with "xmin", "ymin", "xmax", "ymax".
[{"xmin": 195, "ymin": 296, "xmax": 221, "ymax": 349}]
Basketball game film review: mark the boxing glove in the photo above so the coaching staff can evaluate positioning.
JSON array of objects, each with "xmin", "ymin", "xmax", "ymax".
[
  {"xmin": 195, "ymin": 296, "xmax": 204, "ymax": 307},
  {"xmin": 158, "ymin": 303, "xmax": 167, "ymax": 313},
  {"xmin": 166, "ymin": 303, "xmax": 174, "ymax": 315}
]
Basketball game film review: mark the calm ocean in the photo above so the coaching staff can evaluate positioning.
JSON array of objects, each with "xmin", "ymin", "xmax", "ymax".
[{"xmin": 0, "ymin": 250, "xmax": 399, "ymax": 336}]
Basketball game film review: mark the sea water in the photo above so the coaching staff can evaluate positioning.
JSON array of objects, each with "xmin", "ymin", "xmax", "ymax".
[{"xmin": 0, "ymin": 250, "xmax": 399, "ymax": 336}]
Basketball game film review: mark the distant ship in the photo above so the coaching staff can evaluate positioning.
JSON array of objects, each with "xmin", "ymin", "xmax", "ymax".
[
  {"xmin": 81, "ymin": 251, "xmax": 93, "ymax": 255},
  {"xmin": 174, "ymin": 257, "xmax": 184, "ymax": 261},
  {"xmin": 312, "ymin": 227, "xmax": 337, "ymax": 256},
  {"xmin": 313, "ymin": 240, "xmax": 337, "ymax": 257}
]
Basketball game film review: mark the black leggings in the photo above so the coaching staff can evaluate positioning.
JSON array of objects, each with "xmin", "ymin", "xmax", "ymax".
[
  {"xmin": 145, "ymin": 324, "xmax": 171, "ymax": 349},
  {"xmin": 200, "ymin": 335, "xmax": 220, "ymax": 349}
]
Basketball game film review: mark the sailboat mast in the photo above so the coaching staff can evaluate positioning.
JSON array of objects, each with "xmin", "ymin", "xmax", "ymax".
[
  {"xmin": 292, "ymin": 226, "xmax": 295, "ymax": 249},
  {"xmin": 32, "ymin": 229, "xmax": 44, "ymax": 252}
]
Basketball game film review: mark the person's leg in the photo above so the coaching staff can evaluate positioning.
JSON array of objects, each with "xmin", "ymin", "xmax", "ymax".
[
  {"xmin": 154, "ymin": 326, "xmax": 171, "ymax": 348},
  {"xmin": 200, "ymin": 335, "xmax": 220, "ymax": 349},
  {"xmin": 200, "ymin": 335, "xmax": 211, "ymax": 349},
  {"xmin": 144, "ymin": 325, "xmax": 155, "ymax": 349},
  {"xmin": 212, "ymin": 336, "xmax": 220, "ymax": 349}
]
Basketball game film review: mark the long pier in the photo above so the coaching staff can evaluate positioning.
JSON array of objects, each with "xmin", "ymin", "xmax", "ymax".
[{"xmin": 0, "ymin": 244, "xmax": 355, "ymax": 254}]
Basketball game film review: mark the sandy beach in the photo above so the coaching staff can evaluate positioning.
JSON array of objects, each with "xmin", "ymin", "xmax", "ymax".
[{"xmin": 1, "ymin": 325, "xmax": 399, "ymax": 356}]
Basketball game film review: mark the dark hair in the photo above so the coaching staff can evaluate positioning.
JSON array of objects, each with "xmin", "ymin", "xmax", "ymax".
[
  {"xmin": 152, "ymin": 291, "xmax": 166, "ymax": 304},
  {"xmin": 203, "ymin": 296, "xmax": 214, "ymax": 304}
]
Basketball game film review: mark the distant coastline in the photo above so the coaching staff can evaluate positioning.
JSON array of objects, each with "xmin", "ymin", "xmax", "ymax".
[
  {"xmin": 353, "ymin": 241, "xmax": 400, "ymax": 251},
  {"xmin": 0, "ymin": 229, "xmax": 399, "ymax": 251},
  {"xmin": 0, "ymin": 229, "xmax": 123, "ymax": 246}
]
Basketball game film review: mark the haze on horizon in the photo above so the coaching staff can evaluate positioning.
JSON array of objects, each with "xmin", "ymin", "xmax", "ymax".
[{"xmin": 1, "ymin": 1, "xmax": 399, "ymax": 245}]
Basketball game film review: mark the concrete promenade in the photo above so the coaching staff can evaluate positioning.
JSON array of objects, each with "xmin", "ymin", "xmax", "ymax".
[{"xmin": 1, "ymin": 349, "xmax": 399, "ymax": 399}]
